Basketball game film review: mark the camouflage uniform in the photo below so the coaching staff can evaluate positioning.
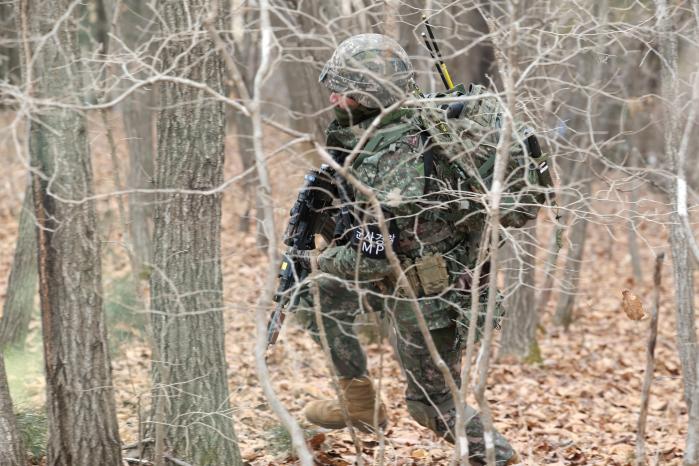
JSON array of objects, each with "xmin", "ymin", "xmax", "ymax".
[{"xmin": 296, "ymin": 34, "xmax": 516, "ymax": 465}]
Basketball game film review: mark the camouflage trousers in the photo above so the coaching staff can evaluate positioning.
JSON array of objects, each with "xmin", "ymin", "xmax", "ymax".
[{"xmin": 296, "ymin": 275, "xmax": 515, "ymax": 466}]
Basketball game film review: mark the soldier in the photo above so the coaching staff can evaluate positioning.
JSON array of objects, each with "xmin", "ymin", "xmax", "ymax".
[{"xmin": 294, "ymin": 34, "xmax": 520, "ymax": 465}]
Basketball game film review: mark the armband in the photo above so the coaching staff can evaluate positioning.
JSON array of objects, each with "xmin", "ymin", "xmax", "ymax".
[{"xmin": 351, "ymin": 220, "xmax": 399, "ymax": 259}]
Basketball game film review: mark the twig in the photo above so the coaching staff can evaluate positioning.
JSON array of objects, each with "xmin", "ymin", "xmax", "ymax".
[
  {"xmin": 163, "ymin": 455, "xmax": 193, "ymax": 466},
  {"xmin": 635, "ymin": 252, "xmax": 665, "ymax": 466},
  {"xmin": 124, "ymin": 458, "xmax": 153, "ymax": 465},
  {"xmin": 122, "ymin": 438, "xmax": 154, "ymax": 450}
]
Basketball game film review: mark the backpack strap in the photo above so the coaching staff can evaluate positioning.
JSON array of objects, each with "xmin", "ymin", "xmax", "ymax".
[{"xmin": 352, "ymin": 122, "xmax": 414, "ymax": 169}]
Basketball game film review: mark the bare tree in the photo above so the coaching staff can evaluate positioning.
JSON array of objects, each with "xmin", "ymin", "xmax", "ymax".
[
  {"xmin": 223, "ymin": 2, "xmax": 272, "ymax": 248},
  {"xmin": 552, "ymin": 0, "xmax": 608, "ymax": 329},
  {"xmin": 654, "ymin": 1, "xmax": 699, "ymax": 463},
  {"xmin": 20, "ymin": 0, "xmax": 123, "ymax": 463},
  {"xmin": 0, "ymin": 182, "xmax": 36, "ymax": 349},
  {"xmin": 553, "ymin": 169, "xmax": 591, "ymax": 330},
  {"xmin": 116, "ymin": 0, "xmax": 157, "ymax": 276},
  {"xmin": 636, "ymin": 252, "xmax": 665, "ymax": 466},
  {"xmin": 0, "ymin": 353, "xmax": 23, "ymax": 466},
  {"xmin": 148, "ymin": 1, "xmax": 242, "ymax": 464},
  {"xmin": 233, "ymin": 0, "xmax": 330, "ymax": 243},
  {"xmin": 499, "ymin": 223, "xmax": 540, "ymax": 362},
  {"xmin": 276, "ymin": 0, "xmax": 330, "ymax": 140},
  {"xmin": 0, "ymin": 0, "xmax": 20, "ymax": 90}
]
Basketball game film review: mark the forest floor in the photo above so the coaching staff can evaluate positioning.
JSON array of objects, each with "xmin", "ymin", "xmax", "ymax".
[{"xmin": 0, "ymin": 111, "xmax": 694, "ymax": 465}]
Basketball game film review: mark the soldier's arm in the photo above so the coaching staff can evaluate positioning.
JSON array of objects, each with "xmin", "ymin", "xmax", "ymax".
[
  {"xmin": 316, "ymin": 140, "xmax": 423, "ymax": 281},
  {"xmin": 317, "ymin": 244, "xmax": 392, "ymax": 281}
]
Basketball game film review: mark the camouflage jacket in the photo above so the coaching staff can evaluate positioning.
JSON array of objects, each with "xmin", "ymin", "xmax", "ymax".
[{"xmin": 316, "ymin": 109, "xmax": 490, "ymax": 330}]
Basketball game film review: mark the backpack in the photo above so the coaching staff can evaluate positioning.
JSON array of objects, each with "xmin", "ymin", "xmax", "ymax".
[{"xmin": 417, "ymin": 82, "xmax": 553, "ymax": 228}]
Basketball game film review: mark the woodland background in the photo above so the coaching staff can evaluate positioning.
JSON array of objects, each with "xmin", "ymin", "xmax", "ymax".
[{"xmin": 0, "ymin": 0, "xmax": 698, "ymax": 465}]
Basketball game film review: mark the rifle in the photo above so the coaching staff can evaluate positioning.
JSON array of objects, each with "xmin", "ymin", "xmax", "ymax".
[{"xmin": 266, "ymin": 164, "xmax": 338, "ymax": 348}]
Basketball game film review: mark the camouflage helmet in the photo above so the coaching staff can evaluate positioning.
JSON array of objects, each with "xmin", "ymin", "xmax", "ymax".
[{"xmin": 319, "ymin": 33, "xmax": 414, "ymax": 108}]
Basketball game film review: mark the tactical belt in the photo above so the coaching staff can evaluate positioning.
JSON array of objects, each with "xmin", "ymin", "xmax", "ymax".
[{"xmin": 397, "ymin": 226, "xmax": 454, "ymax": 253}]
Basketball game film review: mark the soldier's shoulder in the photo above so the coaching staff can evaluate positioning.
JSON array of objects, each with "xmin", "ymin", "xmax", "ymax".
[
  {"xmin": 376, "ymin": 126, "xmax": 423, "ymax": 167},
  {"xmin": 370, "ymin": 120, "xmax": 421, "ymax": 155},
  {"xmin": 326, "ymin": 120, "xmax": 360, "ymax": 149},
  {"xmin": 357, "ymin": 132, "xmax": 419, "ymax": 173},
  {"xmin": 352, "ymin": 120, "xmax": 422, "ymax": 183},
  {"xmin": 366, "ymin": 141, "xmax": 424, "ymax": 204}
]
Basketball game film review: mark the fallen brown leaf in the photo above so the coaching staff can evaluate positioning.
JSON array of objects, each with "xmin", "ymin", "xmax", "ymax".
[
  {"xmin": 308, "ymin": 433, "xmax": 326, "ymax": 451},
  {"xmin": 621, "ymin": 289, "xmax": 647, "ymax": 320},
  {"xmin": 410, "ymin": 448, "xmax": 428, "ymax": 460}
]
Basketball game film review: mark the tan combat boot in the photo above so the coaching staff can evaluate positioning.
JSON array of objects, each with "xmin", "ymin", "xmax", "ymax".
[{"xmin": 303, "ymin": 377, "xmax": 387, "ymax": 433}]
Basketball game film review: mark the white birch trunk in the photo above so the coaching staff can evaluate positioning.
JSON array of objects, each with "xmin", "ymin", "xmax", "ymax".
[{"xmin": 654, "ymin": 0, "xmax": 699, "ymax": 463}]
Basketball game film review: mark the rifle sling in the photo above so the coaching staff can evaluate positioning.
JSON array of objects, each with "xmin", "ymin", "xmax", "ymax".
[{"xmin": 419, "ymin": 130, "xmax": 436, "ymax": 195}]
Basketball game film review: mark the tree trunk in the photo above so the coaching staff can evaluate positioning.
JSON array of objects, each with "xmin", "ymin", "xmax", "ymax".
[
  {"xmin": 450, "ymin": 4, "xmax": 496, "ymax": 87},
  {"xmin": 627, "ymin": 184, "xmax": 644, "ymax": 284},
  {"xmin": 536, "ymin": 219, "xmax": 563, "ymax": 316},
  {"xmin": 149, "ymin": 2, "xmax": 242, "ymax": 464},
  {"xmin": 622, "ymin": 145, "xmax": 644, "ymax": 284},
  {"xmin": 231, "ymin": 111, "xmax": 263, "ymax": 240},
  {"xmin": 118, "ymin": 0, "xmax": 156, "ymax": 276},
  {"xmin": 669, "ymin": 123, "xmax": 699, "ymax": 466},
  {"xmin": 654, "ymin": 1, "xmax": 698, "ymax": 461},
  {"xmin": 688, "ymin": 365, "xmax": 699, "ymax": 465},
  {"xmin": 0, "ymin": 1, "xmax": 20, "ymax": 92},
  {"xmin": 552, "ymin": 156, "xmax": 591, "ymax": 330},
  {"xmin": 499, "ymin": 223, "xmax": 540, "ymax": 362},
  {"xmin": 0, "ymin": 182, "xmax": 37, "ymax": 349},
  {"xmin": 277, "ymin": 0, "xmax": 328, "ymax": 140},
  {"xmin": 23, "ymin": 0, "xmax": 123, "ymax": 464},
  {"xmin": 553, "ymin": 182, "xmax": 590, "ymax": 330},
  {"xmin": 226, "ymin": 5, "xmax": 269, "ymax": 247},
  {"xmin": 0, "ymin": 353, "xmax": 23, "ymax": 466},
  {"xmin": 552, "ymin": 0, "xmax": 608, "ymax": 332}
]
